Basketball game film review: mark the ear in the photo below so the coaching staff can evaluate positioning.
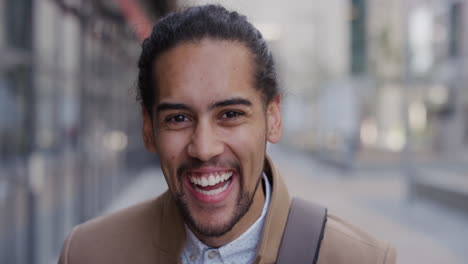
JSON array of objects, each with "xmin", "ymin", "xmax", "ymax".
[
  {"xmin": 266, "ymin": 94, "xmax": 282, "ymax": 144},
  {"xmin": 142, "ymin": 106, "xmax": 157, "ymax": 152}
]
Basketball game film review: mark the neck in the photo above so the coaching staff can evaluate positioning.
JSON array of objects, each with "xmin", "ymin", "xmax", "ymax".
[{"xmin": 196, "ymin": 180, "xmax": 265, "ymax": 248}]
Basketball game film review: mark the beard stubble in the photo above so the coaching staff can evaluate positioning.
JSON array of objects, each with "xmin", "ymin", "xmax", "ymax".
[{"xmin": 173, "ymin": 158, "xmax": 263, "ymax": 238}]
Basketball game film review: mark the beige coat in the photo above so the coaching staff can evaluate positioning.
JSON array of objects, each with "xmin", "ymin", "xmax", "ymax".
[{"xmin": 59, "ymin": 157, "xmax": 396, "ymax": 264}]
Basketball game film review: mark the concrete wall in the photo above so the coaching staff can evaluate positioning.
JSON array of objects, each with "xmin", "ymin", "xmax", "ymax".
[{"xmin": 0, "ymin": 0, "xmax": 4, "ymax": 49}]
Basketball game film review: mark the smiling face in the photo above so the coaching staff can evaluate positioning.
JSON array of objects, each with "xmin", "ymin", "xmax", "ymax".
[{"xmin": 142, "ymin": 38, "xmax": 282, "ymax": 246}]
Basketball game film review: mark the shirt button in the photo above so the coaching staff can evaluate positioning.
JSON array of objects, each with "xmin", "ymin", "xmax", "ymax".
[
  {"xmin": 190, "ymin": 254, "xmax": 197, "ymax": 261},
  {"xmin": 207, "ymin": 250, "xmax": 218, "ymax": 259}
]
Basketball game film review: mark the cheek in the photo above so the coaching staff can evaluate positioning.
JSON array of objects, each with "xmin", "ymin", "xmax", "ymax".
[
  {"xmin": 220, "ymin": 118, "xmax": 267, "ymax": 143},
  {"xmin": 221, "ymin": 125, "xmax": 264, "ymax": 149},
  {"xmin": 155, "ymin": 131, "xmax": 191, "ymax": 184},
  {"xmin": 221, "ymin": 124, "xmax": 267, "ymax": 179},
  {"xmin": 156, "ymin": 131, "xmax": 190, "ymax": 159}
]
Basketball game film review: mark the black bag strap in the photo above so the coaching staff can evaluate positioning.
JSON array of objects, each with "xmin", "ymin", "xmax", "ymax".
[{"xmin": 276, "ymin": 197, "xmax": 328, "ymax": 264}]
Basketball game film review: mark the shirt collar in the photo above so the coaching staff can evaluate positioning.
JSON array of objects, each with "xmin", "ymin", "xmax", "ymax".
[{"xmin": 182, "ymin": 173, "xmax": 272, "ymax": 262}]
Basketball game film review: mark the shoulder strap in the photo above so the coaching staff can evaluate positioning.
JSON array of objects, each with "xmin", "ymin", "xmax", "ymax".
[{"xmin": 276, "ymin": 197, "xmax": 328, "ymax": 264}]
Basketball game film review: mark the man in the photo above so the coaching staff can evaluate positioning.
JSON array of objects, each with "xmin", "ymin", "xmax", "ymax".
[{"xmin": 59, "ymin": 5, "xmax": 396, "ymax": 264}]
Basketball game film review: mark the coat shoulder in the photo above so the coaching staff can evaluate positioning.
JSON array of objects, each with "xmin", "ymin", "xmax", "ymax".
[
  {"xmin": 317, "ymin": 214, "xmax": 397, "ymax": 264},
  {"xmin": 59, "ymin": 192, "xmax": 170, "ymax": 264}
]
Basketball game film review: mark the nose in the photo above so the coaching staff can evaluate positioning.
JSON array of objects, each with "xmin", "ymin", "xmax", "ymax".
[{"xmin": 187, "ymin": 120, "xmax": 224, "ymax": 161}]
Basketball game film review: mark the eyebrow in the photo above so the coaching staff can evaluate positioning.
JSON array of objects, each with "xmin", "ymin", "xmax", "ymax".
[
  {"xmin": 155, "ymin": 97, "xmax": 252, "ymax": 113},
  {"xmin": 156, "ymin": 103, "xmax": 191, "ymax": 113},
  {"xmin": 210, "ymin": 97, "xmax": 252, "ymax": 110}
]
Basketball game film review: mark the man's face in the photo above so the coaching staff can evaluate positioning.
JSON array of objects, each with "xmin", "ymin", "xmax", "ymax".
[{"xmin": 142, "ymin": 39, "xmax": 282, "ymax": 238}]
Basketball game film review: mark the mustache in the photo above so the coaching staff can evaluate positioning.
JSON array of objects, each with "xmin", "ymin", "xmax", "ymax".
[{"xmin": 177, "ymin": 158, "xmax": 241, "ymax": 179}]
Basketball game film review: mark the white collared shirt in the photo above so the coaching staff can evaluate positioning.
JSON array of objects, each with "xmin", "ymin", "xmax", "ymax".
[{"xmin": 181, "ymin": 174, "xmax": 271, "ymax": 264}]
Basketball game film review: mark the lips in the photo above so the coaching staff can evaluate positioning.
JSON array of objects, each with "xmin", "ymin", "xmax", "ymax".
[{"xmin": 185, "ymin": 170, "xmax": 235, "ymax": 203}]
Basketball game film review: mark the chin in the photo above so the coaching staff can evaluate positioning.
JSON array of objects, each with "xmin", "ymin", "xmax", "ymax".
[
  {"xmin": 192, "ymin": 219, "xmax": 234, "ymax": 237},
  {"xmin": 188, "ymin": 204, "xmax": 237, "ymax": 237}
]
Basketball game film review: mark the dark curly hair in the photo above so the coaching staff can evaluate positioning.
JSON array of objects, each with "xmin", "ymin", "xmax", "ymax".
[{"xmin": 136, "ymin": 4, "xmax": 279, "ymax": 113}]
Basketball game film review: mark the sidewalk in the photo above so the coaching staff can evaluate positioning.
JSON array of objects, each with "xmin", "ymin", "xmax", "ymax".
[
  {"xmin": 104, "ymin": 168, "xmax": 167, "ymax": 214},
  {"xmin": 268, "ymin": 145, "xmax": 468, "ymax": 264},
  {"xmin": 411, "ymin": 166, "xmax": 468, "ymax": 216}
]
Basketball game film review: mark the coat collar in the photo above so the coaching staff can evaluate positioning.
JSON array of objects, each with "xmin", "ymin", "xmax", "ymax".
[
  {"xmin": 152, "ymin": 155, "xmax": 292, "ymax": 263},
  {"xmin": 254, "ymin": 155, "xmax": 292, "ymax": 263},
  {"xmin": 152, "ymin": 190, "xmax": 186, "ymax": 262}
]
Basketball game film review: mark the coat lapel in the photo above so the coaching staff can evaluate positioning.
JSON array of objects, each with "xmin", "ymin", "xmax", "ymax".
[
  {"xmin": 153, "ymin": 191, "xmax": 186, "ymax": 263},
  {"xmin": 255, "ymin": 156, "xmax": 292, "ymax": 263}
]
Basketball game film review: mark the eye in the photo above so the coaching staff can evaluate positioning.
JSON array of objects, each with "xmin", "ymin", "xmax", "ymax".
[
  {"xmin": 171, "ymin": 114, "xmax": 188, "ymax": 122},
  {"xmin": 162, "ymin": 114, "xmax": 192, "ymax": 130},
  {"xmin": 221, "ymin": 111, "xmax": 244, "ymax": 120},
  {"xmin": 165, "ymin": 114, "xmax": 190, "ymax": 123}
]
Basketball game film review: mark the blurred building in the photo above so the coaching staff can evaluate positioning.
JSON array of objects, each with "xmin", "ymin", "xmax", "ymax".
[
  {"xmin": 200, "ymin": 0, "xmax": 468, "ymax": 168},
  {"xmin": 0, "ymin": 0, "xmax": 175, "ymax": 263},
  {"xmin": 364, "ymin": 0, "xmax": 468, "ymax": 157},
  {"xmin": 400, "ymin": 0, "xmax": 468, "ymax": 215}
]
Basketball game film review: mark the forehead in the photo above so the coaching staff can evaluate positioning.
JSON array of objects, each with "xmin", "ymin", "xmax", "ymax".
[{"xmin": 153, "ymin": 38, "xmax": 261, "ymax": 107}]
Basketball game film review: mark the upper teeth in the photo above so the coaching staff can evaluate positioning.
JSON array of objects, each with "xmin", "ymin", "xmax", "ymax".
[{"xmin": 190, "ymin": 171, "xmax": 233, "ymax": 187}]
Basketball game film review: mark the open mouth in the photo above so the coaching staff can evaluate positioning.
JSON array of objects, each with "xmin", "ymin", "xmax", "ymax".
[{"xmin": 188, "ymin": 171, "xmax": 233, "ymax": 196}]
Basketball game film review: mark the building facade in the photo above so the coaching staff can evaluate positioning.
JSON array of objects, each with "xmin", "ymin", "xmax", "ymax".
[{"xmin": 0, "ymin": 0, "xmax": 173, "ymax": 263}]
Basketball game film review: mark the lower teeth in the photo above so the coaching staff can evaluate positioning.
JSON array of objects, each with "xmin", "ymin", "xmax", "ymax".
[{"xmin": 194, "ymin": 180, "xmax": 231, "ymax": 195}]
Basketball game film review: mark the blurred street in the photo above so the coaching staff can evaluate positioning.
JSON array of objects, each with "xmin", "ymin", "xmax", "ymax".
[{"xmin": 104, "ymin": 144, "xmax": 468, "ymax": 264}]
